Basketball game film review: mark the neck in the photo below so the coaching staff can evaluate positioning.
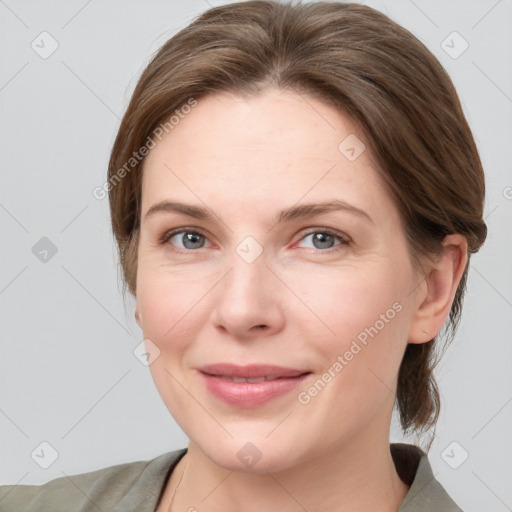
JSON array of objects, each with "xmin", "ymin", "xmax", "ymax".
[{"xmin": 159, "ymin": 434, "xmax": 409, "ymax": 512}]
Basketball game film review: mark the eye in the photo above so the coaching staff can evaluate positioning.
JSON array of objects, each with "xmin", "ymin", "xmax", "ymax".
[
  {"xmin": 296, "ymin": 229, "xmax": 350, "ymax": 252},
  {"xmin": 159, "ymin": 227, "xmax": 350, "ymax": 253},
  {"xmin": 161, "ymin": 229, "xmax": 211, "ymax": 251}
]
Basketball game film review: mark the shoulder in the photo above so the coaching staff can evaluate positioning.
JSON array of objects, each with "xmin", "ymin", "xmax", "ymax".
[{"xmin": 0, "ymin": 448, "xmax": 187, "ymax": 512}]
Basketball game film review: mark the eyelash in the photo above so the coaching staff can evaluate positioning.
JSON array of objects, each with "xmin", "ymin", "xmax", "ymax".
[{"xmin": 159, "ymin": 227, "xmax": 351, "ymax": 254}]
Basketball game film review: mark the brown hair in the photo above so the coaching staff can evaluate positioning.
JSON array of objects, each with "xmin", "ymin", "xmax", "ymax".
[{"xmin": 107, "ymin": 1, "xmax": 487, "ymax": 439}]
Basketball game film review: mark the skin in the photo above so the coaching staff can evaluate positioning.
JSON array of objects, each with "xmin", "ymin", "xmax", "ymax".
[{"xmin": 134, "ymin": 87, "xmax": 468, "ymax": 512}]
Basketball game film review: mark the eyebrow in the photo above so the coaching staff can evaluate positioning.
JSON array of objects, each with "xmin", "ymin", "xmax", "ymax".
[{"xmin": 144, "ymin": 199, "xmax": 373, "ymax": 225}]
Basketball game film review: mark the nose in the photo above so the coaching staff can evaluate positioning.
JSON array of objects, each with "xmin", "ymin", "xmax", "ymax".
[{"xmin": 211, "ymin": 253, "xmax": 286, "ymax": 340}]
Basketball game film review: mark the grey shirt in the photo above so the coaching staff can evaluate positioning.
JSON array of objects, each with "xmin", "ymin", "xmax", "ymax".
[{"xmin": 0, "ymin": 443, "xmax": 462, "ymax": 511}]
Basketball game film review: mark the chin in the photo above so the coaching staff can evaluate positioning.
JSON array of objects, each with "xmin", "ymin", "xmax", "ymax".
[{"xmin": 194, "ymin": 433, "xmax": 305, "ymax": 474}]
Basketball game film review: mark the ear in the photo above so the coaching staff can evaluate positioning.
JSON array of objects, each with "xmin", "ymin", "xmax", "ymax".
[
  {"xmin": 408, "ymin": 234, "xmax": 468, "ymax": 344},
  {"xmin": 135, "ymin": 305, "xmax": 142, "ymax": 328}
]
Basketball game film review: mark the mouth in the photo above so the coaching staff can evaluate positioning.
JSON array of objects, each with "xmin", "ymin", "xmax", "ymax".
[
  {"xmin": 198, "ymin": 363, "xmax": 312, "ymax": 407},
  {"xmin": 199, "ymin": 363, "xmax": 310, "ymax": 379},
  {"xmin": 208, "ymin": 375, "xmax": 294, "ymax": 383}
]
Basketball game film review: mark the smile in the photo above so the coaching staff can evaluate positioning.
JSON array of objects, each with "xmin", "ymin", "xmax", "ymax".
[{"xmin": 198, "ymin": 364, "xmax": 312, "ymax": 407}]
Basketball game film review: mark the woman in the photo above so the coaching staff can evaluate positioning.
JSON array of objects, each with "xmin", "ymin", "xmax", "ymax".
[{"xmin": 0, "ymin": 1, "xmax": 487, "ymax": 511}]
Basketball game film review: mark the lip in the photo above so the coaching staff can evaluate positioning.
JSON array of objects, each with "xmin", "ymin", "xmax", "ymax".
[{"xmin": 198, "ymin": 364, "xmax": 312, "ymax": 408}]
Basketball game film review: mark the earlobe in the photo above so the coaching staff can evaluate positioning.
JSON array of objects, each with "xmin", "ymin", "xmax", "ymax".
[
  {"xmin": 408, "ymin": 234, "xmax": 468, "ymax": 344},
  {"xmin": 135, "ymin": 306, "xmax": 142, "ymax": 328}
]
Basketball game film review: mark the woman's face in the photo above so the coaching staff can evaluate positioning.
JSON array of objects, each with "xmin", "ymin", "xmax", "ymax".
[{"xmin": 135, "ymin": 88, "xmax": 425, "ymax": 471}]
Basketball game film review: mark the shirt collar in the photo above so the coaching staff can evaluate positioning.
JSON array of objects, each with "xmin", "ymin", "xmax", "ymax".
[{"xmin": 392, "ymin": 443, "xmax": 462, "ymax": 511}]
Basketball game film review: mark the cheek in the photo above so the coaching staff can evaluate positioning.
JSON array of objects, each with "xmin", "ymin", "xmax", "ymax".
[
  {"xmin": 136, "ymin": 264, "xmax": 210, "ymax": 347},
  {"xmin": 291, "ymin": 264, "xmax": 409, "ymax": 411},
  {"xmin": 289, "ymin": 263, "xmax": 407, "ymax": 350},
  {"xmin": 135, "ymin": 270, "xmax": 208, "ymax": 428}
]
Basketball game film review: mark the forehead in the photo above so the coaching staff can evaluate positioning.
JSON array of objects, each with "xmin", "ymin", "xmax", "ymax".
[{"xmin": 140, "ymin": 88, "xmax": 394, "ymax": 222}]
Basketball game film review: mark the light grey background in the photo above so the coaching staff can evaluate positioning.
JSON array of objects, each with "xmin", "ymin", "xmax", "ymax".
[{"xmin": 1, "ymin": 1, "xmax": 511, "ymax": 511}]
